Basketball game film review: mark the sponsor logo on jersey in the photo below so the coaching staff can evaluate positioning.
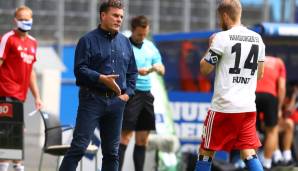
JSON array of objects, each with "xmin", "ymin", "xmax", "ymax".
[{"xmin": 20, "ymin": 52, "xmax": 34, "ymax": 64}]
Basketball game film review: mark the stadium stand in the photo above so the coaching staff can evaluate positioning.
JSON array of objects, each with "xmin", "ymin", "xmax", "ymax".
[{"xmin": 0, "ymin": 0, "xmax": 264, "ymax": 44}]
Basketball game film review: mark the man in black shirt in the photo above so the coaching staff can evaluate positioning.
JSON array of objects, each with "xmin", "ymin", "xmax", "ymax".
[{"xmin": 59, "ymin": 1, "xmax": 137, "ymax": 171}]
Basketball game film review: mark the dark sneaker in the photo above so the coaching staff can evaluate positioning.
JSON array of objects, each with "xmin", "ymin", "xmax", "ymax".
[{"xmin": 272, "ymin": 160, "xmax": 283, "ymax": 167}]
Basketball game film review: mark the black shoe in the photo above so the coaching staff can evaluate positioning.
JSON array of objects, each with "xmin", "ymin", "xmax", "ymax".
[{"xmin": 272, "ymin": 160, "xmax": 283, "ymax": 167}]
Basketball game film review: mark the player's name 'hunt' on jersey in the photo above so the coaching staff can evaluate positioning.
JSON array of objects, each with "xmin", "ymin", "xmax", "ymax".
[
  {"xmin": 229, "ymin": 35, "xmax": 260, "ymax": 43},
  {"xmin": 232, "ymin": 76, "xmax": 251, "ymax": 84}
]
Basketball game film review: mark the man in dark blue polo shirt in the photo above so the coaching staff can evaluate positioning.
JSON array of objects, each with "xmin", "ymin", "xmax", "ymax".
[{"xmin": 59, "ymin": 1, "xmax": 137, "ymax": 171}]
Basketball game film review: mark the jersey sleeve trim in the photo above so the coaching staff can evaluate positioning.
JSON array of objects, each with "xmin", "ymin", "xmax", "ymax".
[{"xmin": 0, "ymin": 31, "xmax": 14, "ymax": 58}]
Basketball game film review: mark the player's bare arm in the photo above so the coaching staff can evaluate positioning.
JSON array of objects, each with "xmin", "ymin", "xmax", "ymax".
[
  {"xmin": 200, "ymin": 58, "xmax": 215, "ymax": 76},
  {"xmin": 200, "ymin": 34, "xmax": 217, "ymax": 76},
  {"xmin": 287, "ymin": 86, "xmax": 298, "ymax": 113},
  {"xmin": 277, "ymin": 75, "xmax": 286, "ymax": 118},
  {"xmin": 257, "ymin": 62, "xmax": 264, "ymax": 80},
  {"xmin": 0, "ymin": 59, "xmax": 3, "ymax": 66},
  {"xmin": 29, "ymin": 70, "xmax": 43, "ymax": 109}
]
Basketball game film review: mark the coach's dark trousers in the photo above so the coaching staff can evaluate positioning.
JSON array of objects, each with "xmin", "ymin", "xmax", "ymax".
[{"xmin": 59, "ymin": 88, "xmax": 126, "ymax": 171}]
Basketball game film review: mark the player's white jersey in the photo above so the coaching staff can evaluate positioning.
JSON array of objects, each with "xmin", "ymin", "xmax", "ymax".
[{"xmin": 205, "ymin": 25, "xmax": 265, "ymax": 113}]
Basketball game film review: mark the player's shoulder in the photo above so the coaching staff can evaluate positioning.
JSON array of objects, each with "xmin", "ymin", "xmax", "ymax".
[
  {"xmin": 213, "ymin": 30, "xmax": 231, "ymax": 42},
  {"xmin": 274, "ymin": 56, "xmax": 285, "ymax": 65},
  {"xmin": 27, "ymin": 34, "xmax": 37, "ymax": 42},
  {"xmin": 0, "ymin": 30, "xmax": 16, "ymax": 47},
  {"xmin": 246, "ymin": 28, "xmax": 263, "ymax": 40},
  {"xmin": 266, "ymin": 56, "xmax": 284, "ymax": 65},
  {"xmin": 213, "ymin": 30, "xmax": 226, "ymax": 38},
  {"xmin": 1, "ymin": 30, "xmax": 15, "ymax": 40},
  {"xmin": 240, "ymin": 26, "xmax": 263, "ymax": 40}
]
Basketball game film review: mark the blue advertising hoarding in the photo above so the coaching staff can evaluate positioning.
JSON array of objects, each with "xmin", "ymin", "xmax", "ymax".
[{"xmin": 169, "ymin": 91, "xmax": 211, "ymax": 153}]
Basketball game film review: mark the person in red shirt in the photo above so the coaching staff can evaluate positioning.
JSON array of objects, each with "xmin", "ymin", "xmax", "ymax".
[
  {"xmin": 0, "ymin": 5, "xmax": 42, "ymax": 171},
  {"xmin": 271, "ymin": 84, "xmax": 298, "ymax": 166},
  {"xmin": 179, "ymin": 41, "xmax": 212, "ymax": 92},
  {"xmin": 288, "ymin": 85, "xmax": 298, "ymax": 123},
  {"xmin": 255, "ymin": 56, "xmax": 286, "ymax": 170}
]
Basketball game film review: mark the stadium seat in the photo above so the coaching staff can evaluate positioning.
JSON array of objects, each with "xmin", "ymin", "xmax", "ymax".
[{"xmin": 38, "ymin": 110, "xmax": 98, "ymax": 171}]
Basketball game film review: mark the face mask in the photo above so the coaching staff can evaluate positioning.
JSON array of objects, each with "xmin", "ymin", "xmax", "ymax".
[{"xmin": 16, "ymin": 19, "xmax": 33, "ymax": 32}]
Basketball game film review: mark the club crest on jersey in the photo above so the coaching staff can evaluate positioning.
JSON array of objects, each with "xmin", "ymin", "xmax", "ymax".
[{"xmin": 210, "ymin": 54, "xmax": 218, "ymax": 64}]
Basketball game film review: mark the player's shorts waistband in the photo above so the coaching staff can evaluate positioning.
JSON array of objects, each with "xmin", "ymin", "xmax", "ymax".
[
  {"xmin": 0, "ymin": 97, "xmax": 22, "ymax": 102},
  {"xmin": 135, "ymin": 90, "xmax": 151, "ymax": 94}
]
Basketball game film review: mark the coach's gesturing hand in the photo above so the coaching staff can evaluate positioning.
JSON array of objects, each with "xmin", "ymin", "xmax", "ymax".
[{"xmin": 99, "ymin": 74, "xmax": 121, "ymax": 95}]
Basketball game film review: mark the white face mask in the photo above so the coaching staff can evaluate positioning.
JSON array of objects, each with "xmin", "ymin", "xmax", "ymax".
[{"xmin": 16, "ymin": 19, "xmax": 33, "ymax": 32}]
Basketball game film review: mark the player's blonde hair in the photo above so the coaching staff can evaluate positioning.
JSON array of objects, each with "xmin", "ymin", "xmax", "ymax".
[
  {"xmin": 217, "ymin": 0, "xmax": 242, "ymax": 22},
  {"xmin": 14, "ymin": 5, "xmax": 33, "ymax": 17}
]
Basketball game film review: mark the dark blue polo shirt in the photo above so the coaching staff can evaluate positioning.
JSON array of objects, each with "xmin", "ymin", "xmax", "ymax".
[{"xmin": 74, "ymin": 26, "xmax": 138, "ymax": 96}]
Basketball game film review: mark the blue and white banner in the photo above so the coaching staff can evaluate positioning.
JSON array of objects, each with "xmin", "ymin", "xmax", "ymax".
[
  {"xmin": 257, "ymin": 22, "xmax": 298, "ymax": 37},
  {"xmin": 168, "ymin": 91, "xmax": 212, "ymax": 153}
]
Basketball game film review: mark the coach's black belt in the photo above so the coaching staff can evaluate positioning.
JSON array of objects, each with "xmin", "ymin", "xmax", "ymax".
[
  {"xmin": 81, "ymin": 87, "xmax": 122, "ymax": 98},
  {"xmin": 0, "ymin": 97, "xmax": 21, "ymax": 102}
]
